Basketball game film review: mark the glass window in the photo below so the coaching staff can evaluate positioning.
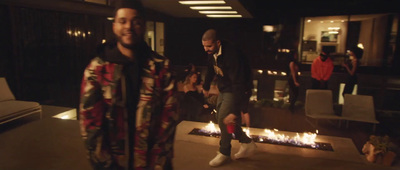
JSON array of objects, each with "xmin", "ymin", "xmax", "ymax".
[
  {"xmin": 145, "ymin": 21, "xmax": 155, "ymax": 50},
  {"xmin": 301, "ymin": 13, "xmax": 397, "ymax": 67},
  {"xmin": 301, "ymin": 15, "xmax": 348, "ymax": 64},
  {"xmin": 349, "ymin": 14, "xmax": 391, "ymax": 66},
  {"xmin": 145, "ymin": 21, "xmax": 165, "ymax": 55},
  {"xmin": 155, "ymin": 22, "xmax": 165, "ymax": 56}
]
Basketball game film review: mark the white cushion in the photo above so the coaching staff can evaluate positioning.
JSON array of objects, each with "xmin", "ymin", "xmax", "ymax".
[
  {"xmin": 0, "ymin": 100, "xmax": 41, "ymax": 120},
  {"xmin": 342, "ymin": 94, "xmax": 379, "ymax": 123},
  {"xmin": 305, "ymin": 89, "xmax": 338, "ymax": 119},
  {"xmin": 0, "ymin": 77, "xmax": 15, "ymax": 102}
]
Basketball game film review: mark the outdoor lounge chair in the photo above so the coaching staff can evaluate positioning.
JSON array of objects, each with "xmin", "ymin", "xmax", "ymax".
[
  {"xmin": 305, "ymin": 89, "xmax": 342, "ymax": 127},
  {"xmin": 341, "ymin": 94, "xmax": 379, "ymax": 132},
  {"xmin": 0, "ymin": 77, "xmax": 42, "ymax": 124}
]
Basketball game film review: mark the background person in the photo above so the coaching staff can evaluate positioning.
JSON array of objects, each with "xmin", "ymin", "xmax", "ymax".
[
  {"xmin": 311, "ymin": 52, "xmax": 333, "ymax": 89},
  {"xmin": 182, "ymin": 72, "xmax": 208, "ymax": 121},
  {"xmin": 342, "ymin": 46, "xmax": 363, "ymax": 96},
  {"xmin": 287, "ymin": 50, "xmax": 300, "ymax": 113}
]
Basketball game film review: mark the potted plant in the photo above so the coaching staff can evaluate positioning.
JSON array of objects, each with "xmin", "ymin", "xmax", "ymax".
[{"xmin": 362, "ymin": 135, "xmax": 398, "ymax": 166}]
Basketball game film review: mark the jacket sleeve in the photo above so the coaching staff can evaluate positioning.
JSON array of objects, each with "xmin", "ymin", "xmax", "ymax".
[
  {"xmin": 227, "ymin": 48, "xmax": 247, "ymax": 114},
  {"xmin": 79, "ymin": 58, "xmax": 112, "ymax": 167},
  {"xmin": 151, "ymin": 59, "xmax": 179, "ymax": 169}
]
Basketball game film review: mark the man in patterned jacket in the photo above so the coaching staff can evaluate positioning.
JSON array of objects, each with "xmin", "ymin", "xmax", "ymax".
[{"xmin": 79, "ymin": 0, "xmax": 177, "ymax": 169}]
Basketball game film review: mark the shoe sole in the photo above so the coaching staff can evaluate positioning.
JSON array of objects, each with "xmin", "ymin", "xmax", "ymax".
[{"xmin": 209, "ymin": 159, "xmax": 231, "ymax": 167}]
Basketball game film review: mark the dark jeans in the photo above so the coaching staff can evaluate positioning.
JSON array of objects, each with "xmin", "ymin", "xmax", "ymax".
[
  {"xmin": 216, "ymin": 92, "xmax": 252, "ymax": 156},
  {"xmin": 288, "ymin": 78, "xmax": 299, "ymax": 109}
]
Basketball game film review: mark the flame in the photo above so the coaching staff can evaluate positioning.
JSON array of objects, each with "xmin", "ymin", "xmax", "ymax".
[
  {"xmin": 200, "ymin": 122, "xmax": 318, "ymax": 148},
  {"xmin": 243, "ymin": 127, "xmax": 251, "ymax": 138},
  {"xmin": 261, "ymin": 128, "xmax": 317, "ymax": 147},
  {"xmin": 200, "ymin": 121, "xmax": 220, "ymax": 134}
]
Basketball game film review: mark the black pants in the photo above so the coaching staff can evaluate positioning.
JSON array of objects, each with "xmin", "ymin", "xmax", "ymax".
[
  {"xmin": 288, "ymin": 78, "xmax": 298, "ymax": 109},
  {"xmin": 311, "ymin": 78, "xmax": 328, "ymax": 89},
  {"xmin": 342, "ymin": 75, "xmax": 357, "ymax": 96}
]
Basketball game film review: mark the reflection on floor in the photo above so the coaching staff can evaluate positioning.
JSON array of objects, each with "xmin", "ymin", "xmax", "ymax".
[{"xmin": 52, "ymin": 108, "xmax": 77, "ymax": 120}]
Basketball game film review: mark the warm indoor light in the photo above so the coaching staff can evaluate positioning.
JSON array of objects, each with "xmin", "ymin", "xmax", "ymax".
[
  {"xmin": 190, "ymin": 6, "xmax": 232, "ymax": 10},
  {"xmin": 328, "ymin": 27, "xmax": 340, "ymax": 30},
  {"xmin": 330, "ymin": 20, "xmax": 334, "ymax": 23},
  {"xmin": 199, "ymin": 11, "xmax": 237, "ymax": 14},
  {"xmin": 258, "ymin": 70, "xmax": 263, "ymax": 74},
  {"xmin": 357, "ymin": 43, "xmax": 364, "ymax": 49},
  {"xmin": 328, "ymin": 31, "xmax": 339, "ymax": 34},
  {"xmin": 107, "ymin": 17, "xmax": 114, "ymax": 21},
  {"xmin": 206, "ymin": 14, "xmax": 242, "ymax": 18},
  {"xmin": 61, "ymin": 115, "xmax": 69, "ymax": 119},
  {"xmin": 307, "ymin": 20, "xmax": 311, "ymax": 22},
  {"xmin": 263, "ymin": 25, "xmax": 274, "ymax": 32},
  {"xmin": 179, "ymin": 1, "xmax": 225, "ymax": 5}
]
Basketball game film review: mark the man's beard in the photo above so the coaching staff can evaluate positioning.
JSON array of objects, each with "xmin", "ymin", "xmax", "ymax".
[{"xmin": 116, "ymin": 35, "xmax": 143, "ymax": 49}]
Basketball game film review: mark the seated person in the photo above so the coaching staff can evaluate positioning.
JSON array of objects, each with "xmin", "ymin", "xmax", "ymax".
[{"xmin": 182, "ymin": 72, "xmax": 208, "ymax": 121}]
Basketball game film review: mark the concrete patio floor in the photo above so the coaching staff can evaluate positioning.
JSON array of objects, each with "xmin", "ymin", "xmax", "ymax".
[{"xmin": 0, "ymin": 105, "xmax": 399, "ymax": 170}]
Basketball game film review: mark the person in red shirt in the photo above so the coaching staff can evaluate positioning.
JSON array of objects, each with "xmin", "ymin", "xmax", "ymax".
[{"xmin": 311, "ymin": 52, "xmax": 334, "ymax": 89}]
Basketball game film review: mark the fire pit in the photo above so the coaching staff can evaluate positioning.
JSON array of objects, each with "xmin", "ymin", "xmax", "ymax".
[{"xmin": 189, "ymin": 121, "xmax": 333, "ymax": 151}]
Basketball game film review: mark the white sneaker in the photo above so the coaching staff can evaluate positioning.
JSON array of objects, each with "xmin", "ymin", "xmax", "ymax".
[
  {"xmin": 234, "ymin": 141, "xmax": 257, "ymax": 159},
  {"xmin": 209, "ymin": 152, "xmax": 231, "ymax": 167}
]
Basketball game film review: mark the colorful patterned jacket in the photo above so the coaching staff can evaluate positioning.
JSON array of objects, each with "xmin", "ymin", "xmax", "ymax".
[{"xmin": 79, "ymin": 42, "xmax": 177, "ymax": 170}]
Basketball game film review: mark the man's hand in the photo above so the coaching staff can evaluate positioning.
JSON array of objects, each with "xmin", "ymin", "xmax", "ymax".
[
  {"xmin": 223, "ymin": 114, "xmax": 237, "ymax": 125},
  {"xmin": 203, "ymin": 89, "xmax": 209, "ymax": 97}
]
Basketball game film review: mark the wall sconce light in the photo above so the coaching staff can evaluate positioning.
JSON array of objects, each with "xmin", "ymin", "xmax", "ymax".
[
  {"xmin": 263, "ymin": 25, "xmax": 275, "ymax": 32},
  {"xmin": 357, "ymin": 43, "xmax": 364, "ymax": 49},
  {"xmin": 328, "ymin": 27, "xmax": 340, "ymax": 30}
]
